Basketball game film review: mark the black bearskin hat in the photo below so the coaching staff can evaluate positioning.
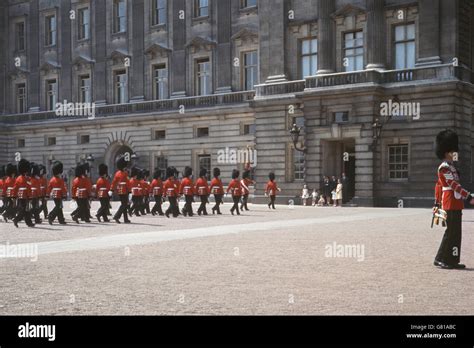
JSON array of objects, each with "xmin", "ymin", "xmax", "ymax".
[
  {"xmin": 166, "ymin": 167, "xmax": 175, "ymax": 179},
  {"xmin": 435, "ymin": 129, "xmax": 459, "ymax": 160},
  {"xmin": 199, "ymin": 168, "xmax": 207, "ymax": 178},
  {"xmin": 172, "ymin": 167, "xmax": 179, "ymax": 178},
  {"xmin": 0, "ymin": 165, "xmax": 5, "ymax": 178},
  {"xmin": 30, "ymin": 163, "xmax": 40, "ymax": 177},
  {"xmin": 213, "ymin": 167, "xmax": 221, "ymax": 178},
  {"xmin": 38, "ymin": 164, "xmax": 47, "ymax": 176},
  {"xmin": 184, "ymin": 166, "xmax": 193, "ymax": 178},
  {"xmin": 242, "ymin": 170, "xmax": 250, "ymax": 179},
  {"xmin": 232, "ymin": 169, "xmax": 240, "ymax": 179},
  {"xmin": 269, "ymin": 172, "xmax": 275, "ymax": 181},
  {"xmin": 137, "ymin": 169, "xmax": 144, "ymax": 180},
  {"xmin": 143, "ymin": 169, "xmax": 150, "ymax": 179},
  {"xmin": 99, "ymin": 163, "xmax": 108, "ymax": 177},
  {"xmin": 116, "ymin": 155, "xmax": 130, "ymax": 171},
  {"xmin": 131, "ymin": 167, "xmax": 140, "ymax": 178},
  {"xmin": 18, "ymin": 159, "xmax": 30, "ymax": 175},
  {"xmin": 52, "ymin": 161, "xmax": 63, "ymax": 176},
  {"xmin": 6, "ymin": 163, "xmax": 17, "ymax": 177},
  {"xmin": 153, "ymin": 168, "xmax": 162, "ymax": 180},
  {"xmin": 75, "ymin": 163, "xmax": 85, "ymax": 177}
]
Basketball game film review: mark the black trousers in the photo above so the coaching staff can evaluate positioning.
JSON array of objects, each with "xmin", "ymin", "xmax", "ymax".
[
  {"xmin": 49, "ymin": 199, "xmax": 65, "ymax": 223},
  {"xmin": 241, "ymin": 194, "xmax": 249, "ymax": 210},
  {"xmin": 96, "ymin": 197, "xmax": 110, "ymax": 221},
  {"xmin": 268, "ymin": 195, "xmax": 276, "ymax": 209},
  {"xmin": 75, "ymin": 198, "xmax": 90, "ymax": 222},
  {"xmin": 40, "ymin": 197, "xmax": 49, "ymax": 218},
  {"xmin": 197, "ymin": 195, "xmax": 208, "ymax": 215},
  {"xmin": 0, "ymin": 197, "xmax": 6, "ymax": 214},
  {"xmin": 165, "ymin": 197, "xmax": 179, "ymax": 217},
  {"xmin": 151, "ymin": 196, "xmax": 164, "ymax": 215},
  {"xmin": 183, "ymin": 195, "xmax": 194, "ymax": 216},
  {"xmin": 2, "ymin": 197, "xmax": 16, "ymax": 219},
  {"xmin": 212, "ymin": 194, "xmax": 223, "ymax": 214},
  {"xmin": 231, "ymin": 196, "xmax": 241, "ymax": 215},
  {"xmin": 114, "ymin": 194, "xmax": 130, "ymax": 222},
  {"xmin": 435, "ymin": 210, "xmax": 462, "ymax": 266},
  {"xmin": 144, "ymin": 196, "xmax": 151, "ymax": 214},
  {"xmin": 31, "ymin": 198, "xmax": 42, "ymax": 222},
  {"xmin": 130, "ymin": 196, "xmax": 142, "ymax": 216},
  {"xmin": 14, "ymin": 199, "xmax": 34, "ymax": 226}
]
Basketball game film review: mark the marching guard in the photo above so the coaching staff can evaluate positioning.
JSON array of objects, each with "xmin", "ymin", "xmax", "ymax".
[
  {"xmin": 210, "ymin": 168, "xmax": 224, "ymax": 215},
  {"xmin": 240, "ymin": 170, "xmax": 254, "ymax": 212},
  {"xmin": 163, "ymin": 167, "xmax": 179, "ymax": 218},
  {"xmin": 71, "ymin": 163, "xmax": 92, "ymax": 223},
  {"xmin": 111, "ymin": 155, "xmax": 131, "ymax": 224},
  {"xmin": 2, "ymin": 163, "xmax": 17, "ymax": 222},
  {"xmin": 150, "ymin": 168, "xmax": 164, "ymax": 216},
  {"xmin": 47, "ymin": 161, "xmax": 68, "ymax": 225},
  {"xmin": 180, "ymin": 166, "xmax": 195, "ymax": 217},
  {"xmin": 129, "ymin": 167, "xmax": 143, "ymax": 217},
  {"xmin": 38, "ymin": 164, "xmax": 49, "ymax": 220},
  {"xmin": 196, "ymin": 168, "xmax": 209, "ymax": 216},
  {"xmin": 29, "ymin": 163, "xmax": 43, "ymax": 224},
  {"xmin": 433, "ymin": 130, "xmax": 474, "ymax": 269},
  {"xmin": 227, "ymin": 169, "xmax": 242, "ymax": 216},
  {"xmin": 0, "ymin": 165, "xmax": 5, "ymax": 217},
  {"xmin": 95, "ymin": 164, "xmax": 111, "ymax": 222},
  {"xmin": 265, "ymin": 172, "xmax": 281, "ymax": 210},
  {"xmin": 12, "ymin": 159, "xmax": 34, "ymax": 228},
  {"xmin": 142, "ymin": 169, "xmax": 151, "ymax": 215}
]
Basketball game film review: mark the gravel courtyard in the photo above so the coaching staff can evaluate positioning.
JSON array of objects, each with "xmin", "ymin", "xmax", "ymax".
[{"xmin": 1, "ymin": 202, "xmax": 473, "ymax": 315}]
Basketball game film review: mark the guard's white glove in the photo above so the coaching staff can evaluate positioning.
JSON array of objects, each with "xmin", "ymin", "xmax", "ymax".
[
  {"xmin": 108, "ymin": 191, "xmax": 113, "ymax": 197},
  {"xmin": 128, "ymin": 193, "xmax": 132, "ymax": 201}
]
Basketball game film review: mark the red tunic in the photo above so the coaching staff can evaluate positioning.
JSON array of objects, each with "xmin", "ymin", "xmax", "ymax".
[
  {"xmin": 163, "ymin": 179, "xmax": 178, "ymax": 197},
  {"xmin": 180, "ymin": 178, "xmax": 194, "ymax": 196},
  {"xmin": 436, "ymin": 161, "xmax": 471, "ymax": 211},
  {"xmin": 227, "ymin": 179, "xmax": 242, "ymax": 197},
  {"xmin": 13, "ymin": 175, "xmax": 31, "ymax": 199},
  {"xmin": 111, "ymin": 170, "xmax": 130, "ymax": 195},
  {"xmin": 240, "ymin": 178, "xmax": 253, "ymax": 195},
  {"xmin": 0, "ymin": 178, "xmax": 3, "ymax": 198},
  {"xmin": 210, "ymin": 178, "xmax": 224, "ymax": 195},
  {"xmin": 4, "ymin": 177, "xmax": 16, "ymax": 198},
  {"xmin": 30, "ymin": 177, "xmax": 41, "ymax": 199},
  {"xmin": 141, "ymin": 180, "xmax": 150, "ymax": 197},
  {"xmin": 72, "ymin": 177, "xmax": 91, "ymax": 199},
  {"xmin": 150, "ymin": 178, "xmax": 163, "ymax": 196},
  {"xmin": 47, "ymin": 176, "xmax": 68, "ymax": 199},
  {"xmin": 195, "ymin": 178, "xmax": 209, "ymax": 196},
  {"xmin": 39, "ymin": 176, "xmax": 48, "ymax": 197},
  {"xmin": 265, "ymin": 181, "xmax": 279, "ymax": 196},
  {"xmin": 129, "ymin": 178, "xmax": 143, "ymax": 197},
  {"xmin": 95, "ymin": 177, "xmax": 111, "ymax": 198}
]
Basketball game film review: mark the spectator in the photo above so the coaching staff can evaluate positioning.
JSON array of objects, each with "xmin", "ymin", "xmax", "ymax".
[
  {"xmin": 301, "ymin": 184, "xmax": 309, "ymax": 206},
  {"xmin": 341, "ymin": 172, "xmax": 349, "ymax": 203},
  {"xmin": 322, "ymin": 176, "xmax": 331, "ymax": 205},
  {"xmin": 311, "ymin": 189, "xmax": 318, "ymax": 206},
  {"xmin": 335, "ymin": 179, "xmax": 343, "ymax": 207}
]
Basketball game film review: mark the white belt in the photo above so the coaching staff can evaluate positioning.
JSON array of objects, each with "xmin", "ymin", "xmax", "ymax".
[
  {"xmin": 52, "ymin": 188, "xmax": 62, "ymax": 191},
  {"xmin": 442, "ymin": 187, "xmax": 452, "ymax": 191}
]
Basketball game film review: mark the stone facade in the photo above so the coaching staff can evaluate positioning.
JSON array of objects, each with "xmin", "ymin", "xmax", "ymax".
[{"xmin": 1, "ymin": 0, "xmax": 473, "ymax": 207}]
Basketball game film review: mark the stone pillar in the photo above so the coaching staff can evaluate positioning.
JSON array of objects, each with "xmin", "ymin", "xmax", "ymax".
[
  {"xmin": 416, "ymin": 0, "xmax": 442, "ymax": 66},
  {"xmin": 94, "ymin": 0, "xmax": 108, "ymax": 105},
  {"xmin": 60, "ymin": 2, "xmax": 72, "ymax": 102},
  {"xmin": 130, "ymin": 0, "xmax": 145, "ymax": 102},
  {"xmin": 0, "ymin": 3, "xmax": 6, "ymax": 113},
  {"xmin": 258, "ymin": 0, "xmax": 287, "ymax": 83},
  {"xmin": 171, "ymin": 0, "xmax": 186, "ymax": 98},
  {"xmin": 317, "ymin": 0, "xmax": 335, "ymax": 74},
  {"xmin": 28, "ymin": 0, "xmax": 40, "ymax": 111},
  {"xmin": 215, "ymin": 0, "xmax": 232, "ymax": 93},
  {"xmin": 366, "ymin": 0, "xmax": 386, "ymax": 70}
]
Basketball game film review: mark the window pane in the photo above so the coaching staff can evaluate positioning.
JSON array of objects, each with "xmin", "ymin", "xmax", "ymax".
[
  {"xmin": 407, "ymin": 24, "xmax": 415, "ymax": 40},
  {"xmin": 395, "ymin": 25, "xmax": 405, "ymax": 41},
  {"xmin": 395, "ymin": 43, "xmax": 405, "ymax": 69},
  {"xmin": 406, "ymin": 42, "xmax": 415, "ymax": 68},
  {"xmin": 302, "ymin": 40, "xmax": 310, "ymax": 54}
]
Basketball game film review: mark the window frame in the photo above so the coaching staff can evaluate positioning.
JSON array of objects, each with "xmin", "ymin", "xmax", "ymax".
[
  {"xmin": 152, "ymin": 0, "xmax": 167, "ymax": 26},
  {"xmin": 16, "ymin": 83, "xmax": 27, "ymax": 114},
  {"xmin": 393, "ymin": 23, "xmax": 416, "ymax": 70},
  {"xmin": 194, "ymin": 0, "xmax": 209, "ymax": 18},
  {"xmin": 113, "ymin": 0, "xmax": 127, "ymax": 34},
  {"xmin": 16, "ymin": 21, "xmax": 26, "ymax": 51},
  {"xmin": 387, "ymin": 144, "xmax": 409, "ymax": 181},
  {"xmin": 45, "ymin": 14, "xmax": 57, "ymax": 47},
  {"xmin": 195, "ymin": 58, "xmax": 211, "ymax": 96},
  {"xmin": 343, "ymin": 30, "xmax": 364, "ymax": 72},
  {"xmin": 240, "ymin": 0, "xmax": 257, "ymax": 9},
  {"xmin": 300, "ymin": 37, "xmax": 318, "ymax": 78},
  {"xmin": 196, "ymin": 127, "xmax": 209, "ymax": 138},
  {"xmin": 79, "ymin": 75, "xmax": 92, "ymax": 104},
  {"xmin": 242, "ymin": 50, "xmax": 258, "ymax": 91},
  {"xmin": 198, "ymin": 154, "xmax": 212, "ymax": 181},
  {"xmin": 114, "ymin": 70, "xmax": 128, "ymax": 104},
  {"xmin": 46, "ymin": 79, "xmax": 58, "ymax": 111},
  {"xmin": 153, "ymin": 64, "xmax": 169, "ymax": 100},
  {"xmin": 155, "ymin": 155, "xmax": 168, "ymax": 180},
  {"xmin": 78, "ymin": 7, "xmax": 90, "ymax": 41}
]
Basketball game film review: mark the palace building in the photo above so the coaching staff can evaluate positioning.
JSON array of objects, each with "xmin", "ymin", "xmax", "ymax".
[{"xmin": 0, "ymin": 0, "xmax": 473, "ymax": 207}]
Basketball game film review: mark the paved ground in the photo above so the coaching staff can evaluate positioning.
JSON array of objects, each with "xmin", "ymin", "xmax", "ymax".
[{"xmin": 0, "ymin": 201, "xmax": 473, "ymax": 315}]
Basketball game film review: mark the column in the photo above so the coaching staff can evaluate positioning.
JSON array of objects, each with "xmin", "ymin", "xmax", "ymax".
[
  {"xmin": 94, "ymin": 0, "xmax": 108, "ymax": 105},
  {"xmin": 28, "ymin": 0, "xmax": 40, "ymax": 111},
  {"xmin": 215, "ymin": 0, "xmax": 232, "ymax": 93},
  {"xmin": 170, "ymin": 0, "xmax": 186, "ymax": 98},
  {"xmin": 366, "ymin": 0, "xmax": 386, "ymax": 70},
  {"xmin": 60, "ymin": 2, "xmax": 72, "ymax": 102},
  {"xmin": 416, "ymin": 0, "xmax": 442, "ymax": 66},
  {"xmin": 317, "ymin": 0, "xmax": 335, "ymax": 74},
  {"xmin": 130, "ymin": 0, "xmax": 145, "ymax": 102}
]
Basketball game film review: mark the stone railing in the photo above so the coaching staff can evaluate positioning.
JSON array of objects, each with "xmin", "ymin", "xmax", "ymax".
[
  {"xmin": 255, "ymin": 80, "xmax": 305, "ymax": 97},
  {"xmin": 0, "ymin": 91, "xmax": 256, "ymax": 124}
]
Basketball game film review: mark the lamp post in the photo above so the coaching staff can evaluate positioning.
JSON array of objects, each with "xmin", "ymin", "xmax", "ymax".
[{"xmin": 289, "ymin": 123, "xmax": 307, "ymax": 154}]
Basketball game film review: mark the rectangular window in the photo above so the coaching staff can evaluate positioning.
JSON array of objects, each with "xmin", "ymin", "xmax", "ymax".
[
  {"xmin": 334, "ymin": 112, "xmax": 349, "ymax": 123},
  {"xmin": 243, "ymin": 124, "xmax": 256, "ymax": 136},
  {"xmin": 46, "ymin": 79, "xmax": 57, "ymax": 111},
  {"xmin": 196, "ymin": 127, "xmax": 209, "ymax": 138},
  {"xmin": 344, "ymin": 31, "xmax": 364, "ymax": 72},
  {"xmin": 153, "ymin": 65, "xmax": 169, "ymax": 100},
  {"xmin": 152, "ymin": 0, "xmax": 167, "ymax": 25},
  {"xmin": 196, "ymin": 58, "xmax": 211, "ymax": 96},
  {"xmin": 155, "ymin": 156, "xmax": 168, "ymax": 180},
  {"xmin": 79, "ymin": 135, "xmax": 90, "ymax": 144},
  {"xmin": 198, "ymin": 155, "xmax": 211, "ymax": 180},
  {"xmin": 241, "ymin": 0, "xmax": 257, "ymax": 8},
  {"xmin": 16, "ymin": 22, "xmax": 26, "ymax": 51},
  {"xmin": 78, "ymin": 7, "xmax": 90, "ymax": 40},
  {"xmin": 294, "ymin": 149, "xmax": 305, "ymax": 181},
  {"xmin": 17, "ymin": 138, "xmax": 25, "ymax": 148},
  {"xmin": 154, "ymin": 129, "xmax": 166, "ymax": 140},
  {"xmin": 114, "ymin": 0, "xmax": 127, "ymax": 33},
  {"xmin": 16, "ymin": 83, "xmax": 27, "ymax": 113},
  {"xmin": 243, "ymin": 51, "xmax": 258, "ymax": 91},
  {"xmin": 195, "ymin": 0, "xmax": 209, "ymax": 18},
  {"xmin": 301, "ymin": 38, "xmax": 318, "ymax": 78},
  {"xmin": 114, "ymin": 70, "xmax": 128, "ymax": 104},
  {"xmin": 47, "ymin": 137, "xmax": 56, "ymax": 146},
  {"xmin": 394, "ymin": 23, "xmax": 415, "ymax": 69},
  {"xmin": 79, "ymin": 75, "xmax": 91, "ymax": 103},
  {"xmin": 388, "ymin": 144, "xmax": 409, "ymax": 180},
  {"xmin": 45, "ymin": 15, "xmax": 56, "ymax": 46}
]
